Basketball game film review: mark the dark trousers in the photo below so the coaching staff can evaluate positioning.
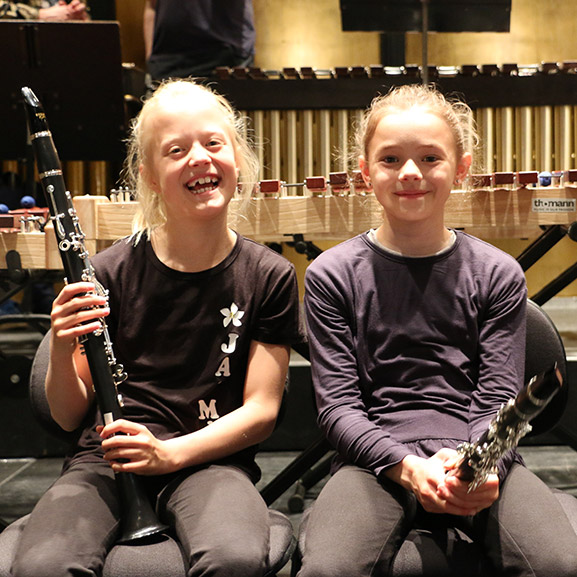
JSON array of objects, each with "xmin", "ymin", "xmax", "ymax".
[
  {"xmin": 296, "ymin": 463, "xmax": 577, "ymax": 577},
  {"xmin": 11, "ymin": 461, "xmax": 270, "ymax": 577}
]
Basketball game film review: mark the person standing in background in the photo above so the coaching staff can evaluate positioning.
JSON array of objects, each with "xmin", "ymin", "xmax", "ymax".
[
  {"xmin": 0, "ymin": 0, "xmax": 89, "ymax": 20},
  {"xmin": 144, "ymin": 0, "xmax": 255, "ymax": 83}
]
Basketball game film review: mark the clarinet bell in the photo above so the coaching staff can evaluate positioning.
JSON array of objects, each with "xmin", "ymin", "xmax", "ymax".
[{"xmin": 115, "ymin": 472, "xmax": 168, "ymax": 544}]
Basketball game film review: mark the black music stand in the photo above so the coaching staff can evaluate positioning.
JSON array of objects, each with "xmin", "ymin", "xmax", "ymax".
[
  {"xmin": 0, "ymin": 21, "xmax": 126, "ymax": 162},
  {"xmin": 340, "ymin": 0, "xmax": 512, "ymax": 83},
  {"xmin": 340, "ymin": 0, "xmax": 511, "ymax": 33},
  {"xmin": 0, "ymin": 21, "xmax": 127, "ymax": 321}
]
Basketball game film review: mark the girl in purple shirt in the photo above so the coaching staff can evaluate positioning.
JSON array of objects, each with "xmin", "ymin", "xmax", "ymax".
[{"xmin": 298, "ymin": 84, "xmax": 577, "ymax": 577}]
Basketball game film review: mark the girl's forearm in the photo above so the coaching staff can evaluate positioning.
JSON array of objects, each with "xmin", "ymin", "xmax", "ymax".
[
  {"xmin": 45, "ymin": 344, "xmax": 93, "ymax": 432},
  {"xmin": 164, "ymin": 401, "xmax": 279, "ymax": 471}
]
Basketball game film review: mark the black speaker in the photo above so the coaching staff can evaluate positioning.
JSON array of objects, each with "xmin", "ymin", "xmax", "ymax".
[{"xmin": 0, "ymin": 317, "xmax": 68, "ymax": 458}]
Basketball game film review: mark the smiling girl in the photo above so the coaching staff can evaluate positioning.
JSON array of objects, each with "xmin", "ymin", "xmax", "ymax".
[
  {"xmin": 11, "ymin": 79, "xmax": 303, "ymax": 577},
  {"xmin": 297, "ymin": 84, "xmax": 577, "ymax": 577}
]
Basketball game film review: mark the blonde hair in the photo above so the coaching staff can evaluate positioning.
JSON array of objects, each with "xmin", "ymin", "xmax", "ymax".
[
  {"xmin": 354, "ymin": 84, "xmax": 479, "ymax": 175},
  {"xmin": 122, "ymin": 79, "xmax": 259, "ymax": 238}
]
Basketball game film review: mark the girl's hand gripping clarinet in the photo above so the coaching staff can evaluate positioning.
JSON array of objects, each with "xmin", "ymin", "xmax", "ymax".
[
  {"xmin": 21, "ymin": 86, "xmax": 167, "ymax": 544},
  {"xmin": 454, "ymin": 363, "xmax": 563, "ymax": 492}
]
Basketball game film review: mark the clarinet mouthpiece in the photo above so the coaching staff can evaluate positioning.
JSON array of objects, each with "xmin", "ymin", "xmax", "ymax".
[
  {"xmin": 21, "ymin": 86, "xmax": 40, "ymax": 107},
  {"xmin": 21, "ymin": 87, "xmax": 44, "ymax": 128}
]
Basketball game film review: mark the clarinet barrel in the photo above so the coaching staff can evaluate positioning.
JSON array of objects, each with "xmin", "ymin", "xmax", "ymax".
[{"xmin": 21, "ymin": 86, "xmax": 167, "ymax": 544}]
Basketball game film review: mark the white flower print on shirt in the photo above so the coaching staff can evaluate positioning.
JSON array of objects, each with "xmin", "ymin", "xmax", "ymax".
[{"xmin": 221, "ymin": 302, "xmax": 245, "ymax": 328}]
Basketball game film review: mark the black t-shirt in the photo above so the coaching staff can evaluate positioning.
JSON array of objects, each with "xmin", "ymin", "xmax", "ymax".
[
  {"xmin": 65, "ymin": 234, "xmax": 302, "ymax": 482},
  {"xmin": 148, "ymin": 0, "xmax": 255, "ymax": 79},
  {"xmin": 152, "ymin": 0, "xmax": 255, "ymax": 56}
]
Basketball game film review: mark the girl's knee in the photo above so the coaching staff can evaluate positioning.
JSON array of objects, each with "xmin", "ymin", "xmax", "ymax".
[
  {"xmin": 12, "ymin": 555, "xmax": 87, "ymax": 577},
  {"xmin": 12, "ymin": 537, "xmax": 104, "ymax": 577},
  {"xmin": 538, "ymin": 549, "xmax": 577, "ymax": 577}
]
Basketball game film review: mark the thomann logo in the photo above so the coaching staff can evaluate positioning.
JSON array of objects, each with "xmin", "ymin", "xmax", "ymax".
[{"xmin": 532, "ymin": 198, "xmax": 576, "ymax": 212}]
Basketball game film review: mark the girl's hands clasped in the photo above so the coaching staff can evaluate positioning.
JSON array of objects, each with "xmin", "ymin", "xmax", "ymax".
[
  {"xmin": 392, "ymin": 449, "xmax": 499, "ymax": 517},
  {"xmin": 435, "ymin": 449, "xmax": 500, "ymax": 516}
]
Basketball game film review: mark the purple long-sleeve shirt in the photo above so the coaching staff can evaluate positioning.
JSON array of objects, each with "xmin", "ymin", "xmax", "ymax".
[{"xmin": 304, "ymin": 231, "xmax": 527, "ymax": 481}]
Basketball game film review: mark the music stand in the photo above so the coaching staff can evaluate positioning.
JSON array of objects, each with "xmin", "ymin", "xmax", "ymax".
[
  {"xmin": 339, "ymin": 0, "xmax": 512, "ymax": 83},
  {"xmin": 0, "ymin": 21, "xmax": 126, "ymax": 161}
]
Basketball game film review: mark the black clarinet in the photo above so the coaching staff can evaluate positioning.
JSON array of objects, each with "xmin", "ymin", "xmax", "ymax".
[
  {"xmin": 456, "ymin": 363, "xmax": 563, "ymax": 492},
  {"xmin": 21, "ymin": 86, "xmax": 167, "ymax": 544}
]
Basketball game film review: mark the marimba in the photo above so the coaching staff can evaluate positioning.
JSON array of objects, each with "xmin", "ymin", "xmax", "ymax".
[
  {"xmin": 2, "ymin": 63, "xmax": 577, "ymax": 304},
  {"xmin": 3, "ymin": 61, "xmax": 576, "ymax": 202}
]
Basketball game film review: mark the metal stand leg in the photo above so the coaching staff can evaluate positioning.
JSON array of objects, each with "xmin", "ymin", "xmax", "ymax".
[
  {"xmin": 287, "ymin": 452, "xmax": 334, "ymax": 513},
  {"xmin": 516, "ymin": 225, "xmax": 568, "ymax": 272},
  {"xmin": 260, "ymin": 436, "xmax": 332, "ymax": 506},
  {"xmin": 525, "ymin": 222, "xmax": 577, "ymax": 305},
  {"xmin": 531, "ymin": 261, "xmax": 577, "ymax": 306}
]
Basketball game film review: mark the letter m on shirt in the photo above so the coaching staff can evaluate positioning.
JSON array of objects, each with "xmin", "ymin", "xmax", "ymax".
[{"xmin": 198, "ymin": 399, "xmax": 220, "ymax": 422}]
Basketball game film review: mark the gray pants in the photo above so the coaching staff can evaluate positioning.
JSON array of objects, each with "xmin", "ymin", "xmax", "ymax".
[
  {"xmin": 11, "ymin": 461, "xmax": 270, "ymax": 577},
  {"xmin": 297, "ymin": 463, "xmax": 577, "ymax": 577}
]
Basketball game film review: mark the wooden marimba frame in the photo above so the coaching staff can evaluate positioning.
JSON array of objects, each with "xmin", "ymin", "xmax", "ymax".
[{"xmin": 1, "ymin": 171, "xmax": 576, "ymax": 271}]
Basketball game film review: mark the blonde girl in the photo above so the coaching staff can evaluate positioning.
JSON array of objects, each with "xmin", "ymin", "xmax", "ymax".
[{"xmin": 12, "ymin": 79, "xmax": 303, "ymax": 577}]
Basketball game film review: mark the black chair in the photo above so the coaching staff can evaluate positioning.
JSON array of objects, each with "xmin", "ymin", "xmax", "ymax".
[
  {"xmin": 0, "ymin": 330, "xmax": 296, "ymax": 577},
  {"xmin": 289, "ymin": 299, "xmax": 577, "ymax": 576}
]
